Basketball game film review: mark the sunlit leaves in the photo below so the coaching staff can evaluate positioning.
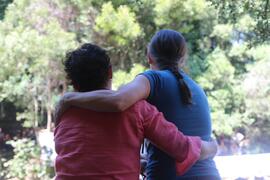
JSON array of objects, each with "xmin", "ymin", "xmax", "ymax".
[
  {"xmin": 0, "ymin": 0, "xmax": 269, "ymax": 152},
  {"xmin": 4, "ymin": 138, "xmax": 51, "ymax": 180},
  {"xmin": 95, "ymin": 2, "xmax": 141, "ymax": 45},
  {"xmin": 236, "ymin": 14, "xmax": 256, "ymax": 33},
  {"xmin": 211, "ymin": 24, "xmax": 233, "ymax": 41},
  {"xmin": 244, "ymin": 60, "xmax": 270, "ymax": 120},
  {"xmin": 247, "ymin": 44, "xmax": 270, "ymax": 62},
  {"xmin": 0, "ymin": 0, "xmax": 77, "ymax": 128},
  {"xmin": 112, "ymin": 63, "xmax": 146, "ymax": 89},
  {"xmin": 154, "ymin": 0, "xmax": 210, "ymax": 28}
]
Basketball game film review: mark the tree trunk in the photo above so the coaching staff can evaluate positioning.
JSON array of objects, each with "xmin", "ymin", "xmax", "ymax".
[
  {"xmin": 46, "ymin": 106, "xmax": 52, "ymax": 130},
  {"xmin": 34, "ymin": 97, "xmax": 39, "ymax": 128},
  {"xmin": 46, "ymin": 76, "xmax": 52, "ymax": 131}
]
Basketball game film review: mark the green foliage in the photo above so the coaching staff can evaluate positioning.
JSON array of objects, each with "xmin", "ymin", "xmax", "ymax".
[
  {"xmin": 153, "ymin": 0, "xmax": 216, "ymax": 55},
  {"xmin": 3, "ymin": 138, "xmax": 52, "ymax": 180},
  {"xmin": 242, "ymin": 58, "xmax": 270, "ymax": 152},
  {"xmin": 235, "ymin": 14, "xmax": 256, "ymax": 33},
  {"xmin": 95, "ymin": 1, "xmax": 141, "ymax": 46},
  {"xmin": 247, "ymin": 44, "xmax": 270, "ymax": 62},
  {"xmin": 211, "ymin": 24, "xmax": 233, "ymax": 41},
  {"xmin": 210, "ymin": 0, "xmax": 270, "ymax": 42},
  {"xmin": 0, "ymin": 156, "xmax": 6, "ymax": 178},
  {"xmin": 197, "ymin": 48, "xmax": 235, "ymax": 90},
  {"xmin": 0, "ymin": 0, "xmax": 77, "ymax": 128},
  {"xmin": 0, "ymin": 0, "xmax": 269, "ymax": 159},
  {"xmin": 0, "ymin": 0, "xmax": 12, "ymax": 20},
  {"xmin": 154, "ymin": 0, "xmax": 210, "ymax": 29},
  {"xmin": 113, "ymin": 63, "xmax": 146, "ymax": 89},
  {"xmin": 196, "ymin": 49, "xmax": 245, "ymax": 134},
  {"xmin": 244, "ymin": 58, "xmax": 270, "ymax": 120}
]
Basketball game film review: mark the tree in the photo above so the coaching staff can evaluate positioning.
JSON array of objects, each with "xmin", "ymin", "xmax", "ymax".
[
  {"xmin": 0, "ymin": 0, "xmax": 269, "ymax": 155},
  {"xmin": 242, "ymin": 45, "xmax": 270, "ymax": 152},
  {"xmin": 4, "ymin": 138, "xmax": 53, "ymax": 179},
  {"xmin": 0, "ymin": 0, "xmax": 12, "ymax": 20},
  {"xmin": 0, "ymin": 0, "xmax": 76, "ymax": 129}
]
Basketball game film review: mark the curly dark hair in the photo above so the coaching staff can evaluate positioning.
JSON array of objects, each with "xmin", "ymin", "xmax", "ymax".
[{"xmin": 64, "ymin": 43, "xmax": 111, "ymax": 92}]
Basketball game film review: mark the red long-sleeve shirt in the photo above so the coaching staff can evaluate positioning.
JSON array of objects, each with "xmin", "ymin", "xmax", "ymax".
[{"xmin": 54, "ymin": 100, "xmax": 201, "ymax": 180}]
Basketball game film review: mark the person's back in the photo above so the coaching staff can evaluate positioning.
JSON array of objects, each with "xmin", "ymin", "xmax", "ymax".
[
  {"xmin": 55, "ymin": 103, "xmax": 143, "ymax": 180},
  {"xmin": 55, "ymin": 100, "xmax": 206, "ymax": 180},
  {"xmin": 54, "ymin": 42, "xmax": 217, "ymax": 180},
  {"xmin": 143, "ymin": 70, "xmax": 220, "ymax": 180}
]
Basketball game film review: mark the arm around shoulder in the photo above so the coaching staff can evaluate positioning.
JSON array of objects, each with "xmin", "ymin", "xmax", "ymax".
[
  {"xmin": 139, "ymin": 102, "xmax": 202, "ymax": 175},
  {"xmin": 113, "ymin": 75, "xmax": 150, "ymax": 111},
  {"xmin": 57, "ymin": 75, "xmax": 151, "ymax": 112}
]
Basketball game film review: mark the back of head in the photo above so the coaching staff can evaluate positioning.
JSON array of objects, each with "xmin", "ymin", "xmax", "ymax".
[
  {"xmin": 148, "ymin": 29, "xmax": 192, "ymax": 105},
  {"xmin": 64, "ymin": 43, "xmax": 111, "ymax": 92},
  {"xmin": 149, "ymin": 29, "xmax": 187, "ymax": 69}
]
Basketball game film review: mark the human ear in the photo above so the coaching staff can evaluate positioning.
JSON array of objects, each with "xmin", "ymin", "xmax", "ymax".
[
  {"xmin": 108, "ymin": 65, "xmax": 113, "ymax": 79},
  {"xmin": 147, "ymin": 53, "xmax": 154, "ymax": 65}
]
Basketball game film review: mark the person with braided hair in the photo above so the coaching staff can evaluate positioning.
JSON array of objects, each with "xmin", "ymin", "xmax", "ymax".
[{"xmin": 55, "ymin": 29, "xmax": 221, "ymax": 180}]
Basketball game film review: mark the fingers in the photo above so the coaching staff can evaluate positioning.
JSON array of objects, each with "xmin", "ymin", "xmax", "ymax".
[
  {"xmin": 53, "ymin": 92, "xmax": 76, "ymax": 126},
  {"xmin": 207, "ymin": 140, "xmax": 218, "ymax": 159},
  {"xmin": 54, "ymin": 101, "xmax": 61, "ymax": 126},
  {"xmin": 54, "ymin": 98, "xmax": 65, "ymax": 126},
  {"xmin": 200, "ymin": 140, "xmax": 218, "ymax": 160},
  {"xmin": 209, "ymin": 137, "xmax": 218, "ymax": 157}
]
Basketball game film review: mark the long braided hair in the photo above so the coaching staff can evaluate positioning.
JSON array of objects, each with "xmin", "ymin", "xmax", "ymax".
[{"xmin": 148, "ymin": 29, "xmax": 192, "ymax": 105}]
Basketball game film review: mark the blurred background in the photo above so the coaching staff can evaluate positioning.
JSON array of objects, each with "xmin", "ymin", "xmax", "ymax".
[{"xmin": 0, "ymin": 0, "xmax": 269, "ymax": 179}]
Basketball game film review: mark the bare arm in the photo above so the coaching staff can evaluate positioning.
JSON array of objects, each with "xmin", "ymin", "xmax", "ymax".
[
  {"xmin": 66, "ymin": 75, "xmax": 150, "ymax": 111},
  {"xmin": 54, "ymin": 75, "xmax": 150, "ymax": 124}
]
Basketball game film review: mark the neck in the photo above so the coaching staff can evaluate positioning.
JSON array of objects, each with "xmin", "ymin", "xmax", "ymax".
[
  {"xmin": 73, "ymin": 79, "xmax": 112, "ymax": 92},
  {"xmin": 150, "ymin": 63, "xmax": 181, "ymax": 71},
  {"xmin": 105, "ymin": 79, "xmax": 112, "ymax": 90},
  {"xmin": 150, "ymin": 63, "xmax": 160, "ymax": 70}
]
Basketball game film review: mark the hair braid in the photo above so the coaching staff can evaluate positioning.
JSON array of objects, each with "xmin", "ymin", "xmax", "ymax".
[
  {"xmin": 148, "ymin": 29, "xmax": 192, "ymax": 105},
  {"xmin": 168, "ymin": 66, "xmax": 192, "ymax": 105}
]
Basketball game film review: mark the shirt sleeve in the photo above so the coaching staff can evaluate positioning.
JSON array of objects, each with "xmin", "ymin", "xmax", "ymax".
[
  {"xmin": 140, "ymin": 70, "xmax": 160, "ymax": 100},
  {"xmin": 138, "ymin": 100, "xmax": 201, "ymax": 175}
]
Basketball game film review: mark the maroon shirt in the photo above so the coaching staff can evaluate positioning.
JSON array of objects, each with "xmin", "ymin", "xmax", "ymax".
[{"xmin": 54, "ymin": 100, "xmax": 201, "ymax": 180}]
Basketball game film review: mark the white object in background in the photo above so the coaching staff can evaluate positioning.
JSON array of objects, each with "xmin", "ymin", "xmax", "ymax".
[
  {"xmin": 36, "ymin": 129, "xmax": 56, "ymax": 165},
  {"xmin": 214, "ymin": 153, "xmax": 270, "ymax": 179}
]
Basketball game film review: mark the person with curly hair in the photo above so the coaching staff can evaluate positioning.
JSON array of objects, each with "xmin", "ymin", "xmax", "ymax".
[{"xmin": 54, "ymin": 43, "xmax": 217, "ymax": 180}]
